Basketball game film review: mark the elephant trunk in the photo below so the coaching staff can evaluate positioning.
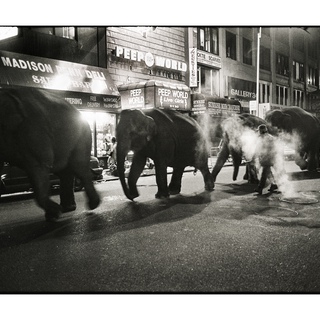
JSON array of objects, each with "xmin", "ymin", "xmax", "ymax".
[
  {"xmin": 231, "ymin": 150, "xmax": 243, "ymax": 181},
  {"xmin": 116, "ymin": 137, "xmax": 134, "ymax": 200}
]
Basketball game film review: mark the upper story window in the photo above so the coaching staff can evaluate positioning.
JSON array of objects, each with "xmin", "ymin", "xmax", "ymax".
[
  {"xmin": 198, "ymin": 27, "xmax": 218, "ymax": 55},
  {"xmin": 293, "ymin": 89, "xmax": 304, "ymax": 108},
  {"xmin": 308, "ymin": 66, "xmax": 318, "ymax": 86},
  {"xmin": 226, "ymin": 31, "xmax": 236, "ymax": 60},
  {"xmin": 308, "ymin": 39, "xmax": 318, "ymax": 60},
  {"xmin": 260, "ymin": 46, "xmax": 271, "ymax": 71},
  {"xmin": 242, "ymin": 37, "xmax": 252, "ymax": 65},
  {"xmin": 293, "ymin": 60, "xmax": 305, "ymax": 82},
  {"xmin": 31, "ymin": 27, "xmax": 75, "ymax": 40},
  {"xmin": 276, "ymin": 85, "xmax": 288, "ymax": 106},
  {"xmin": 292, "ymin": 31, "xmax": 304, "ymax": 52},
  {"xmin": 0, "ymin": 27, "xmax": 18, "ymax": 41},
  {"xmin": 276, "ymin": 52, "xmax": 289, "ymax": 76}
]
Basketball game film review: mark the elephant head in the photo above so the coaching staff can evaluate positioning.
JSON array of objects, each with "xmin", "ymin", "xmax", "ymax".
[
  {"xmin": 265, "ymin": 109, "xmax": 293, "ymax": 133},
  {"xmin": 116, "ymin": 109, "xmax": 157, "ymax": 200}
]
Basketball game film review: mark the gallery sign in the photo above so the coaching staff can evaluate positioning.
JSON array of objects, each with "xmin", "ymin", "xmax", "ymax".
[{"xmin": 228, "ymin": 77, "xmax": 256, "ymax": 100}]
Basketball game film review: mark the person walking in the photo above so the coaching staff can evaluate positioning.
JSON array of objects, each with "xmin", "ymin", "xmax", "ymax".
[{"xmin": 254, "ymin": 124, "xmax": 278, "ymax": 195}]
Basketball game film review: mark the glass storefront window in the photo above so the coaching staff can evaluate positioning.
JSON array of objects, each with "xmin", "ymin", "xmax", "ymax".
[{"xmin": 80, "ymin": 111, "xmax": 116, "ymax": 158}]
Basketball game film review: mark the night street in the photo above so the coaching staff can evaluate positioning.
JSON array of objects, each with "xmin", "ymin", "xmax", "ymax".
[{"xmin": 1, "ymin": 160, "xmax": 320, "ymax": 293}]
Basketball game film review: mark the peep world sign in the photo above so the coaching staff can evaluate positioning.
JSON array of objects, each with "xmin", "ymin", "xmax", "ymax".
[{"xmin": 115, "ymin": 46, "xmax": 187, "ymax": 72}]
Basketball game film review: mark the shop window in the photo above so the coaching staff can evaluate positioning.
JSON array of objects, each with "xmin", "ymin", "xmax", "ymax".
[
  {"xmin": 308, "ymin": 66, "xmax": 318, "ymax": 86},
  {"xmin": 198, "ymin": 27, "xmax": 218, "ymax": 55},
  {"xmin": 226, "ymin": 31, "xmax": 236, "ymax": 60},
  {"xmin": 0, "ymin": 27, "xmax": 18, "ymax": 41},
  {"xmin": 276, "ymin": 53, "xmax": 289, "ymax": 76},
  {"xmin": 293, "ymin": 89, "xmax": 304, "ymax": 107},
  {"xmin": 276, "ymin": 85, "xmax": 288, "ymax": 105},
  {"xmin": 80, "ymin": 111, "xmax": 116, "ymax": 159},
  {"xmin": 293, "ymin": 61, "xmax": 305, "ymax": 82},
  {"xmin": 242, "ymin": 37, "xmax": 252, "ymax": 65},
  {"xmin": 260, "ymin": 46, "xmax": 271, "ymax": 71}
]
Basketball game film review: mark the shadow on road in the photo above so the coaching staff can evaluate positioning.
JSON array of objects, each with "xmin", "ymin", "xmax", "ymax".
[
  {"xmin": 288, "ymin": 171, "xmax": 320, "ymax": 181},
  {"xmin": 0, "ymin": 191, "xmax": 213, "ymax": 249}
]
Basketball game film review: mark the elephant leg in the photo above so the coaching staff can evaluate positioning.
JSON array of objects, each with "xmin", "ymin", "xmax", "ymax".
[
  {"xmin": 72, "ymin": 165, "xmax": 100, "ymax": 210},
  {"xmin": 169, "ymin": 166, "xmax": 185, "ymax": 195},
  {"xmin": 231, "ymin": 150, "xmax": 242, "ymax": 181},
  {"xmin": 57, "ymin": 169, "xmax": 77, "ymax": 213},
  {"xmin": 211, "ymin": 142, "xmax": 230, "ymax": 182},
  {"xmin": 244, "ymin": 161, "xmax": 259, "ymax": 184},
  {"xmin": 155, "ymin": 161, "xmax": 169, "ymax": 199},
  {"xmin": 128, "ymin": 154, "xmax": 146, "ymax": 199},
  {"xmin": 199, "ymin": 167, "xmax": 215, "ymax": 191},
  {"xmin": 307, "ymin": 149, "xmax": 318, "ymax": 171},
  {"xmin": 27, "ymin": 165, "xmax": 62, "ymax": 221}
]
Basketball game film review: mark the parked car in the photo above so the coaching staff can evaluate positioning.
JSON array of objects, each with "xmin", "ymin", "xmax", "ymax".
[{"xmin": 0, "ymin": 156, "xmax": 103, "ymax": 196}]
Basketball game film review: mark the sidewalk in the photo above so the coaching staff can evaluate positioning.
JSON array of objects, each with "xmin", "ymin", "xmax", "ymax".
[{"xmin": 102, "ymin": 156, "xmax": 222, "ymax": 182}]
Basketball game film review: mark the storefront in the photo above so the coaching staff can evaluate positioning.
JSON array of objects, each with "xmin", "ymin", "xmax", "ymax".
[
  {"xmin": 118, "ymin": 80, "xmax": 191, "ymax": 112},
  {"xmin": 0, "ymin": 50, "xmax": 121, "ymax": 167}
]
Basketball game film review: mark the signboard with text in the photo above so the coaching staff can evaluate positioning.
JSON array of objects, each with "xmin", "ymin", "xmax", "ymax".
[{"xmin": 0, "ymin": 50, "xmax": 121, "ymax": 110}]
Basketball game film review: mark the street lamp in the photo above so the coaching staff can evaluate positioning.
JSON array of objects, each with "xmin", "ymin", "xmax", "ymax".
[{"xmin": 256, "ymin": 27, "xmax": 261, "ymax": 117}]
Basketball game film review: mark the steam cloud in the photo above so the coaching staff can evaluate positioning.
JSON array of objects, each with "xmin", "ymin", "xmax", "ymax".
[{"xmin": 221, "ymin": 116, "xmax": 302, "ymax": 198}]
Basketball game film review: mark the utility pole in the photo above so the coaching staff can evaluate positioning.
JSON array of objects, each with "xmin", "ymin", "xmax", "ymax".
[{"xmin": 256, "ymin": 27, "xmax": 261, "ymax": 117}]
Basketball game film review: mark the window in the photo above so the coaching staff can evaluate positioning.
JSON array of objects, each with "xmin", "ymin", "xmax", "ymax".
[
  {"xmin": 198, "ymin": 27, "xmax": 218, "ymax": 55},
  {"xmin": 196, "ymin": 66, "xmax": 219, "ymax": 96},
  {"xmin": 293, "ymin": 89, "xmax": 304, "ymax": 107},
  {"xmin": 308, "ymin": 39, "xmax": 317, "ymax": 59},
  {"xmin": 293, "ymin": 61, "xmax": 305, "ymax": 82},
  {"xmin": 276, "ymin": 53, "xmax": 289, "ymax": 76},
  {"xmin": 258, "ymin": 82, "xmax": 271, "ymax": 103},
  {"xmin": 260, "ymin": 46, "xmax": 271, "ymax": 71},
  {"xmin": 276, "ymin": 85, "xmax": 288, "ymax": 105},
  {"xmin": 0, "ymin": 27, "xmax": 18, "ymax": 41},
  {"xmin": 308, "ymin": 66, "xmax": 318, "ymax": 86},
  {"xmin": 31, "ymin": 27, "xmax": 76, "ymax": 40},
  {"xmin": 293, "ymin": 32, "xmax": 304, "ymax": 52},
  {"xmin": 226, "ymin": 31, "xmax": 236, "ymax": 60},
  {"xmin": 242, "ymin": 37, "xmax": 252, "ymax": 65}
]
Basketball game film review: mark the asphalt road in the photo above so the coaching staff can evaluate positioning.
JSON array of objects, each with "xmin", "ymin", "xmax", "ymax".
[{"xmin": 1, "ymin": 160, "xmax": 320, "ymax": 293}]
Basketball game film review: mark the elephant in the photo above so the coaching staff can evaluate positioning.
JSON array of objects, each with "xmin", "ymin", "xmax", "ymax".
[
  {"xmin": 265, "ymin": 107, "xmax": 320, "ymax": 171},
  {"xmin": 211, "ymin": 113, "xmax": 276, "ymax": 184},
  {"xmin": 0, "ymin": 87, "xmax": 100, "ymax": 221},
  {"xmin": 116, "ymin": 108, "xmax": 214, "ymax": 200}
]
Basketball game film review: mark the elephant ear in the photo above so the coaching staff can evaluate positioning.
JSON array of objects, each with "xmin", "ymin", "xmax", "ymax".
[
  {"xmin": 145, "ymin": 115, "xmax": 157, "ymax": 141},
  {"xmin": 282, "ymin": 113, "xmax": 292, "ymax": 132}
]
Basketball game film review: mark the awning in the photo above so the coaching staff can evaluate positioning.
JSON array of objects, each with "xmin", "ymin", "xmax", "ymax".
[
  {"xmin": 0, "ymin": 50, "xmax": 121, "ymax": 111},
  {"xmin": 191, "ymin": 93, "xmax": 242, "ymax": 117},
  {"xmin": 118, "ymin": 79, "xmax": 191, "ymax": 111}
]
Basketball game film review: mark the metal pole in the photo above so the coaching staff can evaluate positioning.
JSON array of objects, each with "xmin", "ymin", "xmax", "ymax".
[{"xmin": 256, "ymin": 27, "xmax": 261, "ymax": 117}]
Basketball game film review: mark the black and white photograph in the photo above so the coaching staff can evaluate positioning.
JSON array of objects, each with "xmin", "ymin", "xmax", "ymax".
[{"xmin": 1, "ymin": 3, "xmax": 320, "ymax": 318}]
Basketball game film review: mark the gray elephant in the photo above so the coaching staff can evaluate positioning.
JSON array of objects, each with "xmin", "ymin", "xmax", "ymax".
[
  {"xmin": 265, "ymin": 107, "xmax": 320, "ymax": 171},
  {"xmin": 0, "ymin": 87, "xmax": 100, "ymax": 221},
  {"xmin": 211, "ymin": 113, "xmax": 275, "ymax": 184},
  {"xmin": 116, "ymin": 108, "xmax": 214, "ymax": 200}
]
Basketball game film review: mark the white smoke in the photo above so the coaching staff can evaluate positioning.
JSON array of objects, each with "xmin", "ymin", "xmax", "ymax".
[{"xmin": 221, "ymin": 116, "xmax": 302, "ymax": 198}]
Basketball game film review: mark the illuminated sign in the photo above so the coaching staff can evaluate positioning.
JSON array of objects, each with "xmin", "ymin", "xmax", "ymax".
[
  {"xmin": 197, "ymin": 50, "xmax": 221, "ymax": 69},
  {"xmin": 189, "ymin": 48, "xmax": 198, "ymax": 87},
  {"xmin": 114, "ymin": 46, "xmax": 187, "ymax": 72}
]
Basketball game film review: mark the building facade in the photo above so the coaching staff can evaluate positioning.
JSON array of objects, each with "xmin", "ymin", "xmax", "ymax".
[
  {"xmin": 1, "ymin": 26, "xmax": 320, "ymax": 157},
  {"xmin": 186, "ymin": 27, "xmax": 320, "ymax": 118}
]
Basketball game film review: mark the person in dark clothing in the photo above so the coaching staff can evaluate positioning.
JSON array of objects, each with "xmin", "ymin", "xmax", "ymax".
[{"xmin": 254, "ymin": 124, "xmax": 278, "ymax": 195}]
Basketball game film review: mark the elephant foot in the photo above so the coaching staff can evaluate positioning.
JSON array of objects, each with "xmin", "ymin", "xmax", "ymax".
[
  {"xmin": 155, "ymin": 192, "xmax": 170, "ymax": 199},
  {"xmin": 169, "ymin": 186, "xmax": 181, "ymax": 195},
  {"xmin": 61, "ymin": 204, "xmax": 77, "ymax": 213},
  {"xmin": 88, "ymin": 194, "xmax": 101, "ymax": 210},
  {"xmin": 44, "ymin": 201, "xmax": 62, "ymax": 222}
]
